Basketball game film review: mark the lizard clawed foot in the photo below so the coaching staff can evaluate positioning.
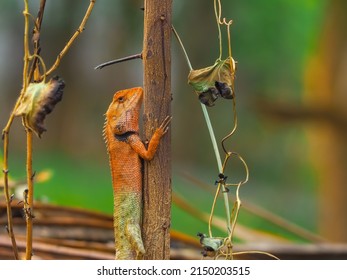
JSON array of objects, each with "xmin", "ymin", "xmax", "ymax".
[{"xmin": 159, "ymin": 116, "xmax": 172, "ymax": 135}]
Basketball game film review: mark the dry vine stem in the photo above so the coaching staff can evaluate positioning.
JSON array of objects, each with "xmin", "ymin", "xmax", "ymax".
[
  {"xmin": 23, "ymin": 0, "xmax": 34, "ymax": 260},
  {"xmin": 174, "ymin": 0, "xmax": 278, "ymax": 260},
  {"xmin": 1, "ymin": 0, "xmax": 95, "ymax": 260},
  {"xmin": 209, "ymin": 0, "xmax": 278, "ymax": 260}
]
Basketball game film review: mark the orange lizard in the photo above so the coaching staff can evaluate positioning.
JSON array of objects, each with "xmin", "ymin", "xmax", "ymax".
[{"xmin": 104, "ymin": 87, "xmax": 171, "ymax": 259}]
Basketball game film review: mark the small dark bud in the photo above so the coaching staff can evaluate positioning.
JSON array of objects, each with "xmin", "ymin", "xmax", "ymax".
[{"xmin": 215, "ymin": 81, "xmax": 233, "ymax": 99}]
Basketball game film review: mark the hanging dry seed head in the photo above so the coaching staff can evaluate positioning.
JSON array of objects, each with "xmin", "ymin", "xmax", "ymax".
[
  {"xmin": 188, "ymin": 57, "xmax": 236, "ymax": 106},
  {"xmin": 14, "ymin": 76, "xmax": 64, "ymax": 137}
]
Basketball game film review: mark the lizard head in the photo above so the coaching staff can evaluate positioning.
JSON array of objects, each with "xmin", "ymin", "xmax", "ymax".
[{"xmin": 105, "ymin": 87, "xmax": 143, "ymax": 135}]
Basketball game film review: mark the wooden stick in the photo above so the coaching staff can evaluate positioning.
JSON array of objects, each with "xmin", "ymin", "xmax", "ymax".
[
  {"xmin": 94, "ymin": 53, "xmax": 142, "ymax": 69},
  {"xmin": 142, "ymin": 0, "xmax": 172, "ymax": 260}
]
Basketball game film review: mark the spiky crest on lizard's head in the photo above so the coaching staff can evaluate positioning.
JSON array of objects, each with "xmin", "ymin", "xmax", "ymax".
[{"xmin": 105, "ymin": 87, "xmax": 143, "ymax": 136}]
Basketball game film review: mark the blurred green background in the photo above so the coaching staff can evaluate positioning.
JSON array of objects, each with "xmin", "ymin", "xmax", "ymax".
[{"xmin": 1, "ymin": 0, "xmax": 346, "ymax": 244}]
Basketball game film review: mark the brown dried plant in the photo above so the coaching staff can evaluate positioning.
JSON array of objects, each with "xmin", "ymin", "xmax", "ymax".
[{"xmin": 1, "ymin": 0, "xmax": 95, "ymax": 260}]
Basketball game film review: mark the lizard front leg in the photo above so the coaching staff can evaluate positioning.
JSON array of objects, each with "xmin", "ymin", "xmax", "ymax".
[{"xmin": 128, "ymin": 116, "xmax": 172, "ymax": 161}]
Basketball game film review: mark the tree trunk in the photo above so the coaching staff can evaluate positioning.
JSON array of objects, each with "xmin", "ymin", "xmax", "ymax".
[
  {"xmin": 142, "ymin": 0, "xmax": 172, "ymax": 259},
  {"xmin": 304, "ymin": 0, "xmax": 347, "ymax": 241}
]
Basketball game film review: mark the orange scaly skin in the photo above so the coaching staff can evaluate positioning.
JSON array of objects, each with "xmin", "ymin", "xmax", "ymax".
[{"xmin": 104, "ymin": 87, "xmax": 170, "ymax": 260}]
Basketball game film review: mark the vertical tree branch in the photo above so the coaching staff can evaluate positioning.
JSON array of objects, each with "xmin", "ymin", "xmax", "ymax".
[
  {"xmin": 142, "ymin": 0, "xmax": 172, "ymax": 259},
  {"xmin": 23, "ymin": 0, "xmax": 47, "ymax": 260},
  {"xmin": 24, "ymin": 130, "xmax": 33, "ymax": 260},
  {"xmin": 23, "ymin": 0, "xmax": 33, "ymax": 260}
]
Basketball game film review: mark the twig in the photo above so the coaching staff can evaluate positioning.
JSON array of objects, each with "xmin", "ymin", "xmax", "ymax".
[
  {"xmin": 22, "ymin": 1, "xmax": 30, "ymax": 90},
  {"xmin": 22, "ymin": 0, "xmax": 34, "ymax": 260},
  {"xmin": 24, "ymin": 130, "xmax": 34, "ymax": 260},
  {"xmin": 22, "ymin": 0, "xmax": 48, "ymax": 260},
  {"xmin": 28, "ymin": 0, "xmax": 46, "ymax": 82},
  {"xmin": 1, "ymin": 166, "xmax": 18, "ymax": 259},
  {"xmin": 44, "ymin": 0, "xmax": 96, "ymax": 77},
  {"xmin": 0, "ymin": 0, "xmax": 34, "ymax": 259},
  {"xmin": 94, "ymin": 53, "xmax": 142, "ymax": 69}
]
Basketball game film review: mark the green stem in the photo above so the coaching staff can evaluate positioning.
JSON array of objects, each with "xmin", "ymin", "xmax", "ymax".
[{"xmin": 201, "ymin": 104, "xmax": 231, "ymax": 233}]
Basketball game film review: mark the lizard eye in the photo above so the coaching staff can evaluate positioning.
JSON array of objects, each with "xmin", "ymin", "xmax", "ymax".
[{"xmin": 117, "ymin": 96, "xmax": 125, "ymax": 103}]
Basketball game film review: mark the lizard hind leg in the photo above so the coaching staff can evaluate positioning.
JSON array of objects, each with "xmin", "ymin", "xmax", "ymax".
[{"xmin": 126, "ymin": 219, "xmax": 145, "ymax": 259}]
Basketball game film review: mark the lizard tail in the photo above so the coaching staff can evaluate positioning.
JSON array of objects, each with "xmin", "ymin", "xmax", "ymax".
[
  {"xmin": 126, "ymin": 219, "xmax": 145, "ymax": 259},
  {"xmin": 114, "ymin": 191, "xmax": 144, "ymax": 259}
]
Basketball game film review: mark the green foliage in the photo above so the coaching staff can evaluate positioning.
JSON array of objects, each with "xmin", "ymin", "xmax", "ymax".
[{"xmin": 229, "ymin": 0, "xmax": 326, "ymax": 98}]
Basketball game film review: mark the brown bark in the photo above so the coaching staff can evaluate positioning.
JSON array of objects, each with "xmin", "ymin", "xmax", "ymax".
[
  {"xmin": 142, "ymin": 0, "xmax": 172, "ymax": 259},
  {"xmin": 304, "ymin": 0, "xmax": 347, "ymax": 241}
]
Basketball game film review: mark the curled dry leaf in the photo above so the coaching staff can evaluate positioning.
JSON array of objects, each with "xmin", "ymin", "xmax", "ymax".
[
  {"xmin": 197, "ymin": 232, "xmax": 224, "ymax": 257},
  {"xmin": 188, "ymin": 57, "xmax": 235, "ymax": 106},
  {"xmin": 14, "ymin": 76, "xmax": 65, "ymax": 137}
]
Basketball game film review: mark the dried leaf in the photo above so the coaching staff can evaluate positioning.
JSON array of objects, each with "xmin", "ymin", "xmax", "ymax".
[
  {"xmin": 197, "ymin": 232, "xmax": 223, "ymax": 257},
  {"xmin": 188, "ymin": 57, "xmax": 235, "ymax": 106},
  {"xmin": 14, "ymin": 76, "xmax": 64, "ymax": 137}
]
